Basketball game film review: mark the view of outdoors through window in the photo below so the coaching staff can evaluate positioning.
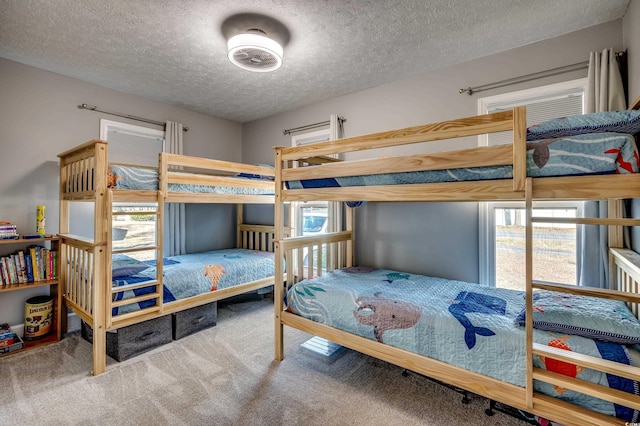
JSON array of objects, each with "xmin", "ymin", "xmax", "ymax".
[
  {"xmin": 495, "ymin": 207, "xmax": 577, "ymax": 290},
  {"xmin": 112, "ymin": 205, "xmax": 157, "ymax": 261},
  {"xmin": 302, "ymin": 206, "xmax": 328, "ymax": 235},
  {"xmin": 300, "ymin": 204, "xmax": 328, "ymax": 268}
]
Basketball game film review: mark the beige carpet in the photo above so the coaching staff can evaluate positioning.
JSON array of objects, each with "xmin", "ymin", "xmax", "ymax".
[{"xmin": 1, "ymin": 297, "xmax": 528, "ymax": 425}]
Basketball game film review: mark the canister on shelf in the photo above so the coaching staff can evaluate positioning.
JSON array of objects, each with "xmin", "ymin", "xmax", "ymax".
[
  {"xmin": 24, "ymin": 295, "xmax": 54, "ymax": 340},
  {"xmin": 36, "ymin": 205, "xmax": 46, "ymax": 235}
]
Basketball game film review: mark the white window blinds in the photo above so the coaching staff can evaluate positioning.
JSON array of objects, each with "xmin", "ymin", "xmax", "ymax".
[{"xmin": 485, "ymin": 88, "xmax": 584, "ymax": 146}]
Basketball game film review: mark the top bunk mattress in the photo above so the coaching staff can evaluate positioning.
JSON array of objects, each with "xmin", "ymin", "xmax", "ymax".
[
  {"xmin": 109, "ymin": 165, "xmax": 274, "ymax": 195},
  {"xmin": 286, "ymin": 132, "xmax": 639, "ymax": 189}
]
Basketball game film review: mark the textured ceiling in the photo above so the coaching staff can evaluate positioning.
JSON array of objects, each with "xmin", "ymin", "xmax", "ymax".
[{"xmin": 0, "ymin": 0, "xmax": 631, "ymax": 123}]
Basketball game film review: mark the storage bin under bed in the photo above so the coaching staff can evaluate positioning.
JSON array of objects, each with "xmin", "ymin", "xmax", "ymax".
[
  {"xmin": 172, "ymin": 301, "xmax": 217, "ymax": 340},
  {"xmin": 81, "ymin": 315, "xmax": 173, "ymax": 362}
]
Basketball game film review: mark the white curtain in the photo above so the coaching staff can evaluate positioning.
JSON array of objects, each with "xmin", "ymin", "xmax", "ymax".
[
  {"xmin": 165, "ymin": 121, "xmax": 186, "ymax": 256},
  {"xmin": 578, "ymin": 48, "xmax": 626, "ymax": 288}
]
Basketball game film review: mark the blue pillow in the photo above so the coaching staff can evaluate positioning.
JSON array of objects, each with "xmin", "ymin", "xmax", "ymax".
[
  {"xmin": 526, "ymin": 110, "xmax": 640, "ymax": 141},
  {"xmin": 112, "ymin": 254, "xmax": 149, "ymax": 278},
  {"xmin": 515, "ymin": 290, "xmax": 640, "ymax": 344}
]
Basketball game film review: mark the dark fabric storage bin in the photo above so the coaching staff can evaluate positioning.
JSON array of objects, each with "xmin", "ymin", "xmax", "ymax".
[
  {"xmin": 172, "ymin": 302, "xmax": 217, "ymax": 340},
  {"xmin": 80, "ymin": 315, "xmax": 173, "ymax": 362}
]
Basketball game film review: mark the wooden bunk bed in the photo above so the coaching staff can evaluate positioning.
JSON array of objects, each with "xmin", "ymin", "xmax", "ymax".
[
  {"xmin": 58, "ymin": 139, "xmax": 287, "ymax": 375},
  {"xmin": 273, "ymin": 98, "xmax": 640, "ymax": 425}
]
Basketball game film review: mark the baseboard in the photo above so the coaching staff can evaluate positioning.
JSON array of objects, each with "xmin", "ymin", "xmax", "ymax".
[{"xmin": 9, "ymin": 312, "xmax": 81, "ymax": 339}]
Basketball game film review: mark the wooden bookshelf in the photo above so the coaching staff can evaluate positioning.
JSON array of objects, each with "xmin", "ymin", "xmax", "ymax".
[{"xmin": 0, "ymin": 236, "xmax": 65, "ymax": 357}]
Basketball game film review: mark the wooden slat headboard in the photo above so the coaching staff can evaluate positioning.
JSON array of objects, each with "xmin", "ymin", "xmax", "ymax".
[{"xmin": 610, "ymin": 248, "xmax": 640, "ymax": 319}]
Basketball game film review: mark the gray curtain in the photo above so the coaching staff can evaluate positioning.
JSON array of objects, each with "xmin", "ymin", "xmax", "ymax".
[
  {"xmin": 578, "ymin": 48, "xmax": 626, "ymax": 288},
  {"xmin": 165, "ymin": 121, "xmax": 186, "ymax": 256}
]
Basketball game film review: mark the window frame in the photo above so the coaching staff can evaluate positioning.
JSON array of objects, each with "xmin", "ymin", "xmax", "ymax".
[
  {"xmin": 290, "ymin": 129, "xmax": 333, "ymax": 238},
  {"xmin": 477, "ymin": 78, "xmax": 588, "ymax": 287}
]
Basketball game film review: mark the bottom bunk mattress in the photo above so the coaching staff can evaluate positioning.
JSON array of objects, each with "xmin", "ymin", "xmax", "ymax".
[
  {"xmin": 112, "ymin": 248, "xmax": 275, "ymax": 315},
  {"xmin": 285, "ymin": 266, "xmax": 640, "ymax": 421}
]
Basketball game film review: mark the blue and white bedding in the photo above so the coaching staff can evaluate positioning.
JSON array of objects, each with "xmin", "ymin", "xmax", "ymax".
[
  {"xmin": 286, "ymin": 132, "xmax": 639, "ymax": 190},
  {"xmin": 112, "ymin": 248, "xmax": 275, "ymax": 315},
  {"xmin": 286, "ymin": 267, "xmax": 640, "ymax": 421},
  {"xmin": 109, "ymin": 165, "xmax": 274, "ymax": 195}
]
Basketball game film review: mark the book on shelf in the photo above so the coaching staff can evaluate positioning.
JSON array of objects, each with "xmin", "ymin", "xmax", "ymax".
[
  {"xmin": 7, "ymin": 256, "xmax": 18, "ymax": 284},
  {"xmin": 0, "ymin": 323, "xmax": 14, "ymax": 340},
  {"xmin": 0, "ymin": 334, "xmax": 23, "ymax": 354},
  {"xmin": 29, "ymin": 246, "xmax": 39, "ymax": 282},
  {"xmin": 0, "ymin": 222, "xmax": 18, "ymax": 239},
  {"xmin": 23, "ymin": 252, "xmax": 34, "ymax": 282},
  {"xmin": 0, "ymin": 336, "xmax": 15, "ymax": 347},
  {"xmin": 0, "ymin": 259, "xmax": 9, "ymax": 285},
  {"xmin": 0, "ymin": 245, "xmax": 57, "ymax": 285}
]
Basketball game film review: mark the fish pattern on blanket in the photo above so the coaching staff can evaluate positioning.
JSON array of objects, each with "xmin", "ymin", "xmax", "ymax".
[{"xmin": 286, "ymin": 267, "xmax": 640, "ymax": 421}]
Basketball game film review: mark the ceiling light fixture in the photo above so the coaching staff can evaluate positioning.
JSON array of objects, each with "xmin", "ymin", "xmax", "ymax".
[{"xmin": 227, "ymin": 29, "xmax": 283, "ymax": 73}]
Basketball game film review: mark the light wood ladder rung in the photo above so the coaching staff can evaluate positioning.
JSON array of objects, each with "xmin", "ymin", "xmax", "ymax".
[
  {"xmin": 533, "ymin": 368, "xmax": 640, "ymax": 411},
  {"xmin": 111, "ymin": 279, "xmax": 159, "ymax": 293},
  {"xmin": 531, "ymin": 217, "xmax": 640, "ymax": 226},
  {"xmin": 112, "ymin": 246, "xmax": 158, "ymax": 254},
  {"xmin": 112, "ymin": 210, "xmax": 159, "ymax": 216},
  {"xmin": 532, "ymin": 343, "xmax": 640, "ymax": 381},
  {"xmin": 111, "ymin": 291, "xmax": 161, "ymax": 308},
  {"xmin": 532, "ymin": 280, "xmax": 640, "ymax": 304},
  {"xmin": 111, "ymin": 305, "xmax": 162, "ymax": 325}
]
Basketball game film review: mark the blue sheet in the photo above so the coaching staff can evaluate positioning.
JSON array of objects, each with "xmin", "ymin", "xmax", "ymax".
[
  {"xmin": 286, "ymin": 132, "xmax": 639, "ymax": 190},
  {"xmin": 112, "ymin": 248, "xmax": 275, "ymax": 315},
  {"xmin": 109, "ymin": 165, "xmax": 274, "ymax": 195},
  {"xmin": 286, "ymin": 266, "xmax": 639, "ymax": 421}
]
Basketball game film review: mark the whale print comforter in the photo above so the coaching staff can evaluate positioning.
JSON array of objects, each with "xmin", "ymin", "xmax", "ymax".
[
  {"xmin": 112, "ymin": 249, "xmax": 275, "ymax": 316},
  {"xmin": 286, "ymin": 266, "xmax": 639, "ymax": 421}
]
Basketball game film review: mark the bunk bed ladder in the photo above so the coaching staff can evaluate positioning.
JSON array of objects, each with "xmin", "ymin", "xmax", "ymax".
[
  {"xmin": 524, "ymin": 178, "xmax": 640, "ymax": 420},
  {"xmin": 108, "ymin": 191, "xmax": 164, "ymax": 330}
]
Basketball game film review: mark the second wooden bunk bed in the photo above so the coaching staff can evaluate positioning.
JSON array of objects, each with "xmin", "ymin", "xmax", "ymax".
[
  {"xmin": 58, "ymin": 140, "xmax": 287, "ymax": 375},
  {"xmin": 273, "ymin": 98, "xmax": 640, "ymax": 425}
]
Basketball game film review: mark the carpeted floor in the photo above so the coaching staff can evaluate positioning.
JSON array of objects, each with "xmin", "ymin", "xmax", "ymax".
[{"xmin": 1, "ymin": 297, "xmax": 529, "ymax": 425}]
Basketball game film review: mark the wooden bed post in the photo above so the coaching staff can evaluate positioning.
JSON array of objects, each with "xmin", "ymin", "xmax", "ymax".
[
  {"xmin": 237, "ymin": 204, "xmax": 243, "ymax": 248},
  {"xmin": 92, "ymin": 142, "xmax": 108, "ymax": 376},
  {"xmin": 58, "ymin": 159, "xmax": 70, "ymax": 339},
  {"xmin": 512, "ymin": 106, "xmax": 527, "ymax": 192},
  {"xmin": 608, "ymin": 199, "xmax": 624, "ymax": 249},
  {"xmin": 345, "ymin": 205, "xmax": 354, "ymax": 267},
  {"xmin": 524, "ymin": 177, "xmax": 534, "ymax": 410},
  {"xmin": 274, "ymin": 147, "xmax": 285, "ymax": 361}
]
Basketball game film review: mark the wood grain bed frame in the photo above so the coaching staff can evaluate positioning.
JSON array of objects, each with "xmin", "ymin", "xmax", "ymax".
[
  {"xmin": 58, "ymin": 140, "xmax": 287, "ymax": 375},
  {"xmin": 273, "ymin": 97, "xmax": 640, "ymax": 425}
]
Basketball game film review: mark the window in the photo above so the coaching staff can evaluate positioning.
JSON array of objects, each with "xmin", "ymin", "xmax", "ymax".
[
  {"xmin": 478, "ymin": 79, "xmax": 587, "ymax": 289},
  {"xmin": 291, "ymin": 128, "xmax": 341, "ymax": 271},
  {"xmin": 100, "ymin": 120, "xmax": 164, "ymax": 260},
  {"xmin": 100, "ymin": 119, "xmax": 164, "ymax": 166},
  {"xmin": 112, "ymin": 203, "xmax": 158, "ymax": 262}
]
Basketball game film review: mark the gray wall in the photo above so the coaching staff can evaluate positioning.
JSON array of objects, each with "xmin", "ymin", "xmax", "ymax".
[
  {"xmin": 0, "ymin": 58, "xmax": 242, "ymax": 324},
  {"xmin": 624, "ymin": 0, "xmax": 640, "ymax": 103},
  {"xmin": 242, "ymin": 20, "xmax": 625, "ymax": 283}
]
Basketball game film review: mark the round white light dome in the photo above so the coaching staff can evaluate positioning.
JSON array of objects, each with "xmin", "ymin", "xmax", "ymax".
[{"xmin": 227, "ymin": 33, "xmax": 283, "ymax": 72}]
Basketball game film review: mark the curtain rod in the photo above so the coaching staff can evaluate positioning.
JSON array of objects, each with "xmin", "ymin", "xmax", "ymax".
[
  {"xmin": 283, "ymin": 116, "xmax": 346, "ymax": 135},
  {"xmin": 459, "ymin": 61, "xmax": 590, "ymax": 96},
  {"xmin": 460, "ymin": 51, "xmax": 626, "ymax": 96},
  {"xmin": 77, "ymin": 103, "xmax": 189, "ymax": 132}
]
